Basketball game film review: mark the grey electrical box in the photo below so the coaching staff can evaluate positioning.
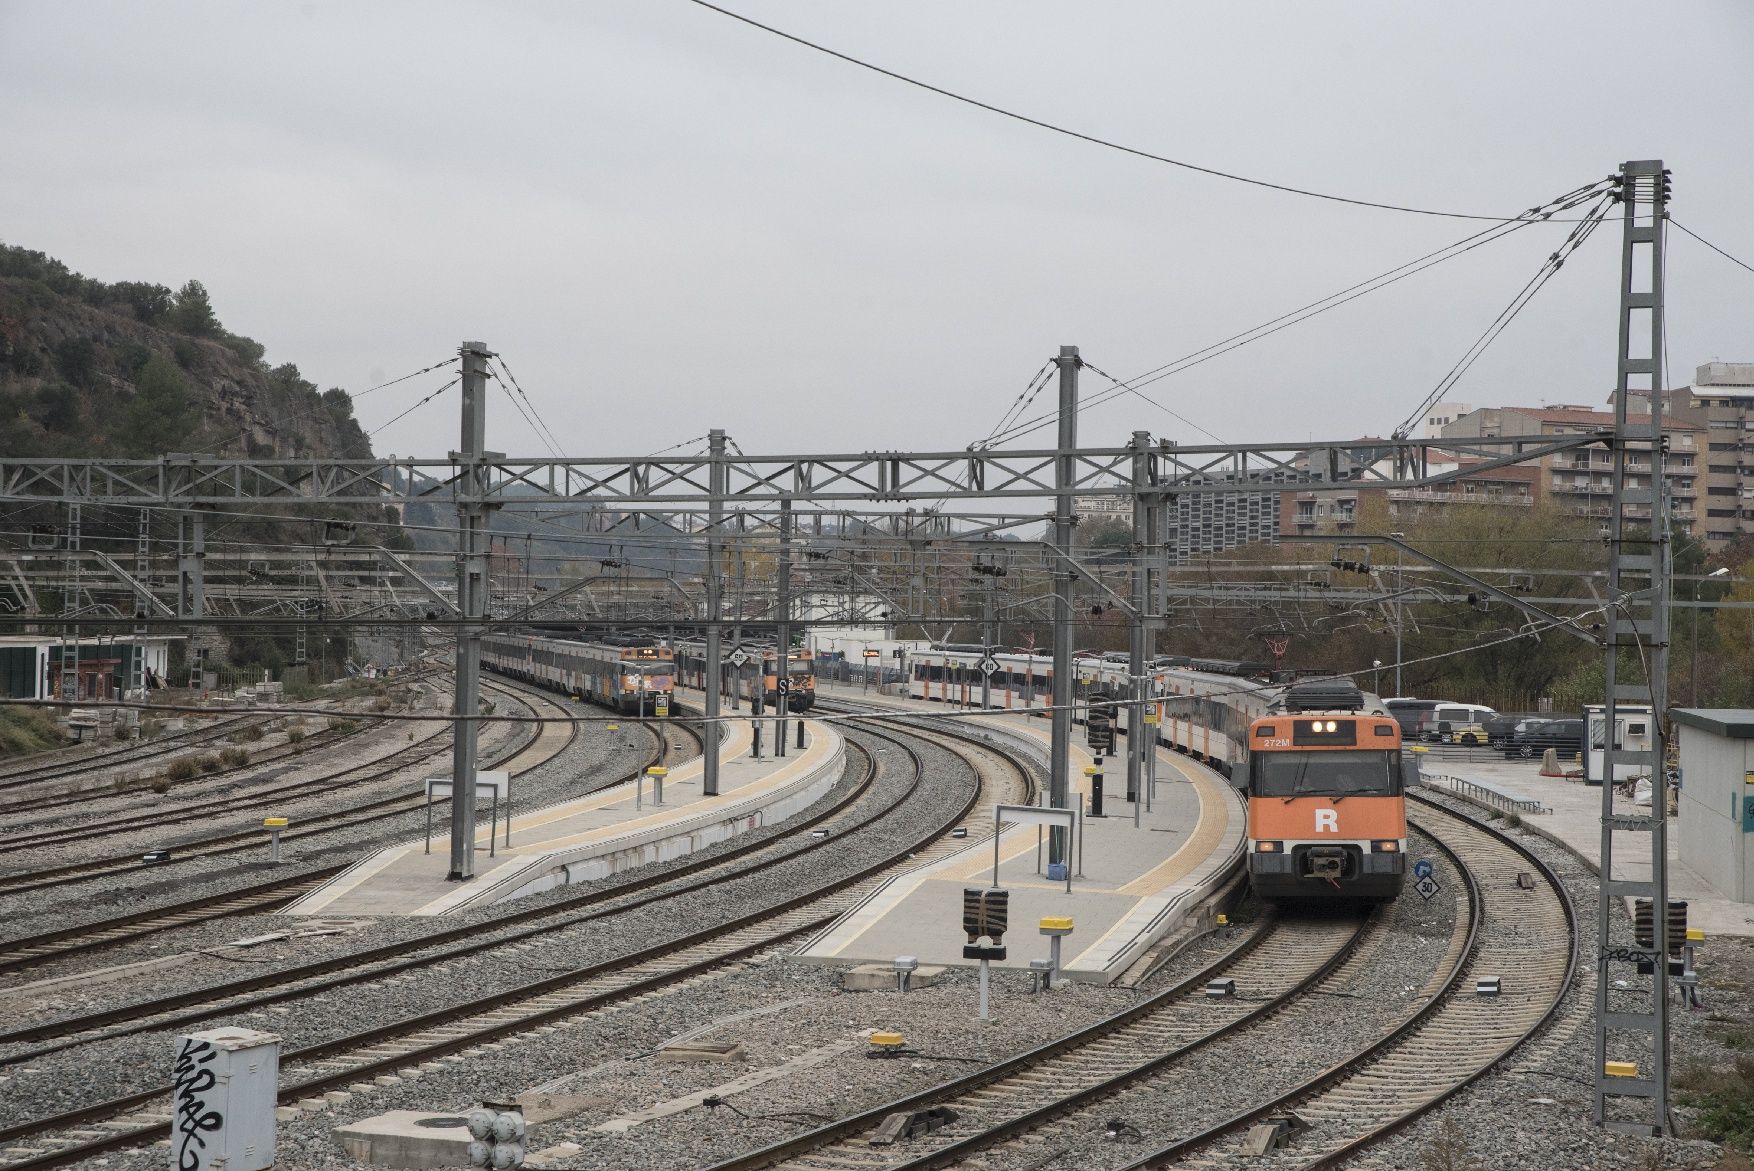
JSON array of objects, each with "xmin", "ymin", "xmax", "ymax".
[{"xmin": 172, "ymin": 1027, "xmax": 281, "ymax": 1171}]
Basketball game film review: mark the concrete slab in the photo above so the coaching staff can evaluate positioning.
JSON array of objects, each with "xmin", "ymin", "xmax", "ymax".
[
  {"xmin": 333, "ymin": 1110, "xmax": 481, "ymax": 1169},
  {"xmin": 795, "ymin": 684, "xmax": 1245, "ymax": 983},
  {"xmin": 1419, "ymin": 754, "xmax": 1754, "ymax": 937},
  {"xmin": 287, "ymin": 718, "xmax": 842, "ymax": 917},
  {"xmin": 841, "ymin": 963, "xmax": 948, "ymax": 992}
]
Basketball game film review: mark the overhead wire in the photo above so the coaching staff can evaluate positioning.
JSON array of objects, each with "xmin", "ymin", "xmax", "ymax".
[
  {"xmin": 1392, "ymin": 188, "xmax": 1616, "ymax": 438},
  {"xmin": 489, "ymin": 370, "xmax": 564, "ymax": 459},
  {"xmin": 982, "ymin": 180, "xmax": 1616, "ymax": 447},
  {"xmin": 682, "ymin": 0, "xmax": 1607, "ymax": 223},
  {"xmin": 349, "ymin": 357, "xmax": 460, "ymax": 400},
  {"xmin": 1670, "ymin": 218, "xmax": 1754, "ymax": 278},
  {"xmin": 367, "ymin": 376, "xmax": 459, "ymax": 438},
  {"xmin": 978, "ymin": 360, "xmax": 1056, "ymax": 448},
  {"xmin": 1079, "ymin": 360, "xmax": 1227, "ymax": 443},
  {"xmin": 493, "ymin": 356, "xmax": 568, "ymax": 455}
]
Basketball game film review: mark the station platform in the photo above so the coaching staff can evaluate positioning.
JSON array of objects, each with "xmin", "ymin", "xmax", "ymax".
[
  {"xmin": 794, "ymin": 684, "xmax": 1246, "ymax": 984},
  {"xmin": 1417, "ymin": 754, "xmax": 1754, "ymax": 937},
  {"xmin": 286, "ymin": 717, "xmax": 844, "ymax": 917}
]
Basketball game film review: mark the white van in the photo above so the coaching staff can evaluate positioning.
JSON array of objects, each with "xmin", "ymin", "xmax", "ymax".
[{"xmin": 1430, "ymin": 703, "xmax": 1497, "ymax": 742}]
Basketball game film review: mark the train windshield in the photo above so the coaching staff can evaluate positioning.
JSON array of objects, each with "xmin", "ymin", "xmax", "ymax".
[{"xmin": 1251, "ymin": 750, "xmax": 1400, "ymax": 798}]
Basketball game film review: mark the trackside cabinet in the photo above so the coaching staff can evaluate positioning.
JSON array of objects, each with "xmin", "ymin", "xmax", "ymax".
[
  {"xmin": 171, "ymin": 1028, "xmax": 281, "ymax": 1171},
  {"xmin": 1672, "ymin": 709, "xmax": 1754, "ymax": 905}
]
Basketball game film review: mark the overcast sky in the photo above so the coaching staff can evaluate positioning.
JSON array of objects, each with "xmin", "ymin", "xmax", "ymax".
[{"xmin": 3, "ymin": 1, "xmax": 1750, "ymax": 465}]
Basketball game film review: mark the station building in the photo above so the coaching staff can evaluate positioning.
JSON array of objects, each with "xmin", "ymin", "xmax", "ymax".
[{"xmin": 0, "ymin": 635, "xmax": 180, "ymax": 701}]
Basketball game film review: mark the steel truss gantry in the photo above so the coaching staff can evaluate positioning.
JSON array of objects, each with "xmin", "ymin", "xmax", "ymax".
[{"xmin": 1595, "ymin": 158, "xmax": 1675, "ymax": 1136}]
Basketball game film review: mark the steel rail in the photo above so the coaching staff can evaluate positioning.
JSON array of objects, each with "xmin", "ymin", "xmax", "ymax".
[
  {"xmin": 0, "ymin": 716, "xmax": 1002, "ymax": 1170},
  {"xmin": 1112, "ymin": 792, "xmax": 1575, "ymax": 1169}
]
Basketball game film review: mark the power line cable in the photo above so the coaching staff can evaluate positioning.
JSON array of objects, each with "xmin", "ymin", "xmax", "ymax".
[
  {"xmin": 979, "ymin": 360, "xmax": 1056, "ymax": 447},
  {"xmin": 349, "ymin": 357, "xmax": 461, "ymax": 400},
  {"xmin": 1393, "ymin": 190, "xmax": 1615, "ymax": 438},
  {"xmin": 368, "ymin": 376, "xmax": 459, "ymax": 437},
  {"xmin": 493, "ymin": 356, "xmax": 568, "ymax": 454},
  {"xmin": 1670, "ymin": 218, "xmax": 1754, "ymax": 278},
  {"xmin": 1079, "ymin": 361, "xmax": 1227, "ymax": 443},
  {"xmin": 984, "ymin": 182, "xmax": 1614, "ymax": 447},
  {"xmin": 489, "ymin": 371, "xmax": 564, "ymax": 458},
  {"xmin": 683, "ymin": 0, "xmax": 1611, "ymax": 223}
]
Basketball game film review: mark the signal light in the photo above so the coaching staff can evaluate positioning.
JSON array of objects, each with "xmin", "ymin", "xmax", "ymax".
[
  {"xmin": 1371, "ymin": 840, "xmax": 1399, "ymax": 853},
  {"xmin": 1255, "ymin": 841, "xmax": 1281, "ymax": 853}
]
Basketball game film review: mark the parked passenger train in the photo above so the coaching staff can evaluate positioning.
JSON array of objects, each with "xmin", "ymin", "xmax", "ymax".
[
  {"xmin": 481, "ymin": 633, "xmax": 674, "ymax": 715},
  {"xmin": 672, "ymin": 642, "xmax": 817, "ymax": 712},
  {"xmin": 906, "ymin": 647, "xmax": 1402, "ymax": 901},
  {"xmin": 906, "ymin": 646, "xmax": 1276, "ymax": 779}
]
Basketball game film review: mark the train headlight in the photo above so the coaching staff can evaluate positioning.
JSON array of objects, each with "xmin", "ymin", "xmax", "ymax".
[
  {"xmin": 1254, "ymin": 840, "xmax": 1282, "ymax": 853},
  {"xmin": 1371, "ymin": 839, "xmax": 1400, "ymax": 853}
]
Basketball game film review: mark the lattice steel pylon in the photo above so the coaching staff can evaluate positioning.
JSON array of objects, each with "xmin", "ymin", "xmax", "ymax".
[{"xmin": 1595, "ymin": 158, "xmax": 1674, "ymax": 1135}]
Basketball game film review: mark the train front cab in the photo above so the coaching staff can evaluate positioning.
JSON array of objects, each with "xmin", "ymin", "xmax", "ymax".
[{"xmin": 1246, "ymin": 713, "xmax": 1406, "ymax": 901}]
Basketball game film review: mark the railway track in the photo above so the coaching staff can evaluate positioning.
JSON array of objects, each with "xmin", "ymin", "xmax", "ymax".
[
  {"xmin": 0, "ymin": 680, "xmax": 592, "ymax": 975},
  {"xmin": 1116, "ymin": 792, "xmax": 1577, "ymax": 1170},
  {"xmin": 698, "ymin": 788, "xmax": 1572, "ymax": 1171},
  {"xmin": 0, "ymin": 867, "xmax": 346, "ymax": 978},
  {"xmin": 0, "ymin": 681, "xmax": 566, "ymax": 897},
  {"xmin": 0, "ymin": 718, "xmax": 1025, "ymax": 1169}
]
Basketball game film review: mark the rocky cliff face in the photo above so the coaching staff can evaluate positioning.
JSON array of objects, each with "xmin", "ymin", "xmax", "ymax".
[{"xmin": 0, "ymin": 246, "xmax": 370, "ymax": 462}]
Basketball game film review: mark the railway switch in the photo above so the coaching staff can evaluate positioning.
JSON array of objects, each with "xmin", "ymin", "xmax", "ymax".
[
  {"xmin": 1604, "ymin": 1061, "xmax": 1640, "ymax": 1079},
  {"xmin": 867, "ymin": 1031, "xmax": 908, "ymax": 1057},
  {"xmin": 869, "ymin": 1107, "xmax": 957, "ymax": 1145}
]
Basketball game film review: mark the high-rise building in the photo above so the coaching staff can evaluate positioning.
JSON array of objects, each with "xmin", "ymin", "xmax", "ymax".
[
  {"xmin": 1659, "ymin": 363, "xmax": 1754, "ymax": 546},
  {"xmin": 1440, "ymin": 405, "xmax": 1701, "ymax": 533}
]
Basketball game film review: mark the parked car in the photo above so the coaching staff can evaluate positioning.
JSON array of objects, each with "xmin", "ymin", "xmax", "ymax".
[
  {"xmin": 1385, "ymin": 698, "xmax": 1444, "ymax": 741},
  {"xmin": 1448, "ymin": 722, "xmax": 1488, "ymax": 747},
  {"xmin": 1429, "ymin": 703, "xmax": 1498, "ymax": 743},
  {"xmin": 1480, "ymin": 713, "xmax": 1525, "ymax": 747},
  {"xmin": 1504, "ymin": 717, "xmax": 1585, "ymax": 759}
]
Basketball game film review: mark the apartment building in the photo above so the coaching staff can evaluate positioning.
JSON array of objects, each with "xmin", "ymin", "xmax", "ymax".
[
  {"xmin": 1279, "ymin": 455, "xmax": 1540, "ymax": 538},
  {"xmin": 1659, "ymin": 363, "xmax": 1754, "ymax": 546},
  {"xmin": 1439, "ymin": 405, "xmax": 1702, "ymax": 532}
]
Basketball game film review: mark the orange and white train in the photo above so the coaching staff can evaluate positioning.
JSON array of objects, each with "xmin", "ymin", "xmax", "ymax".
[
  {"xmin": 905, "ymin": 648, "xmax": 1405, "ymax": 901},
  {"xmin": 1245, "ymin": 687, "xmax": 1407, "ymax": 901}
]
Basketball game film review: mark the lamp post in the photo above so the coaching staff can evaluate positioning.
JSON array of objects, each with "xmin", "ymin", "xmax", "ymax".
[
  {"xmin": 1389, "ymin": 532, "xmax": 1406, "ymax": 696},
  {"xmin": 1372, "ymin": 659, "xmax": 1383, "ymax": 697}
]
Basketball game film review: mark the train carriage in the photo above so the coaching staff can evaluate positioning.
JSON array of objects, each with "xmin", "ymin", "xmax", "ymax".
[
  {"xmin": 1245, "ymin": 686, "xmax": 1407, "ymax": 900},
  {"xmin": 672, "ymin": 643, "xmax": 816, "ymax": 712},
  {"xmin": 481, "ymin": 633, "xmax": 674, "ymax": 715}
]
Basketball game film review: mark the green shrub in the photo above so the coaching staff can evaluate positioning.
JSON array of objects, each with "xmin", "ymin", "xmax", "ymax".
[
  {"xmin": 195, "ymin": 753, "xmax": 222, "ymax": 774},
  {"xmin": 287, "ymin": 727, "xmax": 305, "ymax": 744},
  {"xmin": 219, "ymin": 747, "xmax": 250, "ymax": 768},
  {"xmin": 166, "ymin": 758, "xmax": 197, "ymax": 783},
  {"xmin": 0, "ymin": 708, "xmax": 66, "ymax": 758},
  {"xmin": 1678, "ymin": 1055, "xmax": 1754, "ymax": 1153},
  {"xmin": 150, "ymin": 777, "xmax": 170, "ymax": 795},
  {"xmin": 228, "ymin": 724, "xmax": 264, "ymax": 744},
  {"xmin": 140, "ymin": 719, "xmax": 162, "ymax": 740},
  {"xmin": 1504, "ymin": 812, "xmax": 1523, "ymax": 829}
]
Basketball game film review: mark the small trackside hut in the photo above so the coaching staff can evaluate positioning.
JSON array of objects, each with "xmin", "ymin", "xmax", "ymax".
[{"xmin": 1246, "ymin": 679, "xmax": 1408, "ymax": 901}]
